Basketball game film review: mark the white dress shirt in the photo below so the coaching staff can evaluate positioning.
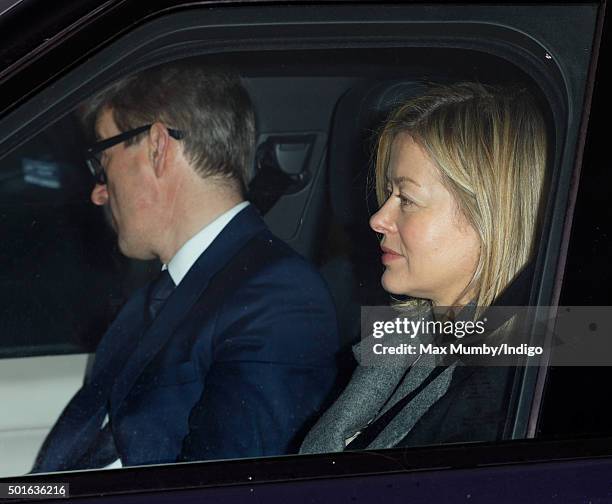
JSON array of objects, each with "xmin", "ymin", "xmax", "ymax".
[
  {"xmin": 164, "ymin": 201, "xmax": 250, "ymax": 286},
  {"xmin": 102, "ymin": 201, "xmax": 250, "ymax": 470}
]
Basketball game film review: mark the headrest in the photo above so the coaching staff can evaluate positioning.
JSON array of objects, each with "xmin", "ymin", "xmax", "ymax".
[{"xmin": 328, "ymin": 80, "xmax": 428, "ymax": 229}]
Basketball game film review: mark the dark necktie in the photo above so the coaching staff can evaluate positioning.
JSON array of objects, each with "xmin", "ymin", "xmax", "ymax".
[
  {"xmin": 146, "ymin": 269, "xmax": 176, "ymax": 323},
  {"xmin": 80, "ymin": 271, "xmax": 175, "ymax": 468},
  {"xmin": 75, "ymin": 421, "xmax": 120, "ymax": 469},
  {"xmin": 33, "ymin": 271, "xmax": 177, "ymax": 472}
]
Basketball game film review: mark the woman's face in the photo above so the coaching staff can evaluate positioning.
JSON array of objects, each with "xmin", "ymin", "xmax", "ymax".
[{"xmin": 369, "ymin": 133, "xmax": 481, "ymax": 307}]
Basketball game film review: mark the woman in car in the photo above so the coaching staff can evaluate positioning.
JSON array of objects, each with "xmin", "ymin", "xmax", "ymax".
[{"xmin": 300, "ymin": 82, "xmax": 547, "ymax": 452}]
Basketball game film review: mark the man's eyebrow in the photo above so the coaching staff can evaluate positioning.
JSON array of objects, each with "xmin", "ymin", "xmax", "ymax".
[{"xmin": 392, "ymin": 176, "xmax": 422, "ymax": 188}]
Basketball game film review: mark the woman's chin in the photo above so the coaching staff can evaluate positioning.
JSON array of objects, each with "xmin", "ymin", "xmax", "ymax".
[
  {"xmin": 380, "ymin": 274, "xmax": 407, "ymax": 296},
  {"xmin": 381, "ymin": 274, "xmax": 427, "ymax": 300}
]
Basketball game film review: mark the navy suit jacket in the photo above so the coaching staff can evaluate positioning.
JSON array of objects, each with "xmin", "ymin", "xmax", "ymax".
[{"xmin": 33, "ymin": 205, "xmax": 339, "ymax": 472}]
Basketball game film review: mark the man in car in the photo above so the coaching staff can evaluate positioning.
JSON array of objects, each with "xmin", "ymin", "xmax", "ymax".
[{"xmin": 33, "ymin": 63, "xmax": 339, "ymax": 472}]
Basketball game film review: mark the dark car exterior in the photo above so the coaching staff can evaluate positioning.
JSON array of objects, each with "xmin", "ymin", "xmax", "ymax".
[{"xmin": 0, "ymin": 0, "xmax": 610, "ymax": 501}]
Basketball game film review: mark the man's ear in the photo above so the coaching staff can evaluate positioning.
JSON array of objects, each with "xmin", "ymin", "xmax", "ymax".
[{"xmin": 147, "ymin": 122, "xmax": 169, "ymax": 178}]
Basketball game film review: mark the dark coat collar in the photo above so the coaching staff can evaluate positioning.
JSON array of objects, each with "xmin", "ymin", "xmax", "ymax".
[{"xmin": 103, "ymin": 204, "xmax": 266, "ymax": 412}]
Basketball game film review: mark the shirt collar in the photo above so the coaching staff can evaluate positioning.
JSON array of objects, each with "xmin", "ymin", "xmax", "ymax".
[{"xmin": 162, "ymin": 201, "xmax": 250, "ymax": 286}]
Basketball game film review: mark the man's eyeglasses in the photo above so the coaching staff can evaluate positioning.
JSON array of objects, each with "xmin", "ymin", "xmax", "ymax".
[{"xmin": 85, "ymin": 124, "xmax": 185, "ymax": 185}]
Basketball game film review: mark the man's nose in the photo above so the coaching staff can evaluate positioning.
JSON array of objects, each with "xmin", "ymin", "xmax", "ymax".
[
  {"xmin": 91, "ymin": 183, "xmax": 109, "ymax": 206},
  {"xmin": 369, "ymin": 200, "xmax": 396, "ymax": 235}
]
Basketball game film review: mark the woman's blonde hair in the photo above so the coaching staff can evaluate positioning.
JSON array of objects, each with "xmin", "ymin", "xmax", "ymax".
[{"xmin": 375, "ymin": 82, "xmax": 547, "ymax": 310}]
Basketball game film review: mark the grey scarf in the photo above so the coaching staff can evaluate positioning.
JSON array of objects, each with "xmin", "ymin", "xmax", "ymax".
[{"xmin": 300, "ymin": 325, "xmax": 457, "ymax": 453}]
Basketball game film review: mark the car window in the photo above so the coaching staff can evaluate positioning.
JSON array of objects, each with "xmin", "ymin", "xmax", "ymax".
[
  {"xmin": 0, "ymin": 119, "xmax": 138, "ymax": 358},
  {"xmin": 0, "ymin": 1, "xmax": 603, "ymax": 496}
]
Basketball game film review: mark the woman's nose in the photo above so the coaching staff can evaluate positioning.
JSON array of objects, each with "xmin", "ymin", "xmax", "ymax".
[
  {"xmin": 370, "ymin": 201, "xmax": 396, "ymax": 235},
  {"xmin": 91, "ymin": 183, "xmax": 109, "ymax": 206}
]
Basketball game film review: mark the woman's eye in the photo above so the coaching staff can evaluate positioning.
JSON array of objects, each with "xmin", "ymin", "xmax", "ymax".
[{"xmin": 398, "ymin": 194, "xmax": 415, "ymax": 208}]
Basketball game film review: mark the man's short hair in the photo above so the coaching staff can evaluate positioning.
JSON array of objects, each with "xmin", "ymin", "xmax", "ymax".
[{"xmin": 82, "ymin": 63, "xmax": 256, "ymax": 193}]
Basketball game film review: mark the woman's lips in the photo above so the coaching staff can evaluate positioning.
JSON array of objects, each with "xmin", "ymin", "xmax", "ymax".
[{"xmin": 381, "ymin": 246, "xmax": 402, "ymax": 264}]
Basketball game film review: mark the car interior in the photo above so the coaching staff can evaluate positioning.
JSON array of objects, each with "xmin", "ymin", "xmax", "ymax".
[
  {"xmin": 0, "ymin": 44, "xmax": 559, "ymax": 477},
  {"xmin": 0, "ymin": 47, "xmax": 554, "ymax": 350}
]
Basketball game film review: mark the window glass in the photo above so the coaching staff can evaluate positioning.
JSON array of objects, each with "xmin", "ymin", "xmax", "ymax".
[
  {"xmin": 0, "ymin": 120, "xmax": 131, "ymax": 357},
  {"xmin": 0, "ymin": 16, "xmax": 590, "ymax": 484}
]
